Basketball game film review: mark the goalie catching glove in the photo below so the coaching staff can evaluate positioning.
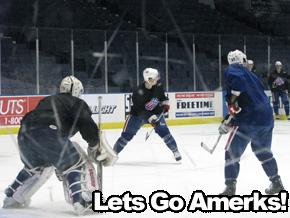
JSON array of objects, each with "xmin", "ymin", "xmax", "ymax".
[
  {"xmin": 87, "ymin": 145, "xmax": 101, "ymax": 162},
  {"xmin": 87, "ymin": 131, "xmax": 118, "ymax": 166}
]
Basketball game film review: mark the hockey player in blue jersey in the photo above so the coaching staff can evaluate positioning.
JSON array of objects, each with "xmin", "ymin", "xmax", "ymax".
[
  {"xmin": 113, "ymin": 68, "xmax": 182, "ymax": 161},
  {"xmin": 219, "ymin": 50, "xmax": 285, "ymax": 195}
]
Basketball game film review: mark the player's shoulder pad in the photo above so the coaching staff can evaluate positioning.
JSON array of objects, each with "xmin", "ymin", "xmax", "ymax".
[
  {"xmin": 156, "ymin": 80, "xmax": 162, "ymax": 85},
  {"xmin": 135, "ymin": 85, "xmax": 143, "ymax": 92},
  {"xmin": 228, "ymin": 66, "xmax": 245, "ymax": 77},
  {"xmin": 156, "ymin": 81, "xmax": 164, "ymax": 87},
  {"xmin": 76, "ymin": 97, "xmax": 91, "ymax": 110},
  {"xmin": 132, "ymin": 86, "xmax": 144, "ymax": 97}
]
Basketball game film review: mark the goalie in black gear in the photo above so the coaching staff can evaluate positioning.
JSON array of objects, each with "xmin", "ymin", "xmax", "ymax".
[{"xmin": 2, "ymin": 76, "xmax": 117, "ymax": 215}]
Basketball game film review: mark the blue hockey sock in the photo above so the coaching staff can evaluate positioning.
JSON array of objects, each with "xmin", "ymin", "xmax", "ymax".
[
  {"xmin": 113, "ymin": 137, "xmax": 128, "ymax": 154},
  {"xmin": 5, "ymin": 168, "xmax": 33, "ymax": 197},
  {"xmin": 273, "ymin": 104, "xmax": 279, "ymax": 115},
  {"xmin": 261, "ymin": 157, "xmax": 278, "ymax": 179},
  {"xmin": 66, "ymin": 169, "xmax": 83, "ymax": 204},
  {"xmin": 163, "ymin": 134, "xmax": 178, "ymax": 152},
  {"xmin": 284, "ymin": 103, "xmax": 289, "ymax": 116}
]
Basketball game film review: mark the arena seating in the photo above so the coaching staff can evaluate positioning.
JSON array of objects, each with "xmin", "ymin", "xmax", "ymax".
[{"xmin": 1, "ymin": 0, "xmax": 289, "ymax": 95}]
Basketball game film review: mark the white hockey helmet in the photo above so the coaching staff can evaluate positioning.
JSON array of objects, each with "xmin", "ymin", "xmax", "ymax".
[
  {"xmin": 247, "ymin": 60, "xmax": 254, "ymax": 65},
  {"xmin": 143, "ymin": 68, "xmax": 159, "ymax": 82},
  {"xmin": 275, "ymin": 61, "xmax": 282, "ymax": 66},
  {"xmin": 227, "ymin": 50, "xmax": 247, "ymax": 65},
  {"xmin": 60, "ymin": 75, "xmax": 84, "ymax": 97}
]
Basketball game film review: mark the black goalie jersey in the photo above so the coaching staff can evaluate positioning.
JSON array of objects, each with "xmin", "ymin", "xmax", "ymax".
[{"xmin": 21, "ymin": 93, "xmax": 99, "ymax": 146}]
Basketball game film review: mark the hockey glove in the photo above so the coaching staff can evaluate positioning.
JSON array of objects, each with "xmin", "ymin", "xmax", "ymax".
[
  {"xmin": 148, "ymin": 115, "xmax": 160, "ymax": 127},
  {"xmin": 162, "ymin": 104, "xmax": 170, "ymax": 113},
  {"xmin": 218, "ymin": 115, "xmax": 233, "ymax": 135},
  {"xmin": 228, "ymin": 103, "xmax": 241, "ymax": 116},
  {"xmin": 160, "ymin": 101, "xmax": 170, "ymax": 113}
]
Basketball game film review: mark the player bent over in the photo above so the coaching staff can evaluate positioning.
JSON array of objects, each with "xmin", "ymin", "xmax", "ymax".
[
  {"xmin": 218, "ymin": 50, "xmax": 285, "ymax": 196},
  {"xmin": 2, "ymin": 76, "xmax": 117, "ymax": 215},
  {"xmin": 113, "ymin": 68, "xmax": 182, "ymax": 162}
]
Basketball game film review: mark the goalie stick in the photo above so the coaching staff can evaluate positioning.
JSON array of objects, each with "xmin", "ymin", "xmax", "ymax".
[
  {"xmin": 145, "ymin": 111, "xmax": 165, "ymax": 141},
  {"xmin": 97, "ymin": 96, "xmax": 103, "ymax": 191},
  {"xmin": 201, "ymin": 115, "xmax": 233, "ymax": 154}
]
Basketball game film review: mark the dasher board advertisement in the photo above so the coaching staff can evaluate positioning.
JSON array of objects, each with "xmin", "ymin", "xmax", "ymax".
[
  {"xmin": 0, "ymin": 96, "xmax": 45, "ymax": 126},
  {"xmin": 171, "ymin": 92, "xmax": 222, "ymax": 118},
  {"xmin": 81, "ymin": 94, "xmax": 125, "ymax": 123}
]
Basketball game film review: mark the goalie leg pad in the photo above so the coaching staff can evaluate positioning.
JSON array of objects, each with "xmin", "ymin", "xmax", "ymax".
[
  {"xmin": 63, "ymin": 161, "xmax": 96, "ymax": 215},
  {"xmin": 71, "ymin": 142, "xmax": 98, "ymax": 195},
  {"xmin": 62, "ymin": 142, "xmax": 98, "ymax": 204},
  {"xmin": 3, "ymin": 166, "xmax": 54, "ymax": 208}
]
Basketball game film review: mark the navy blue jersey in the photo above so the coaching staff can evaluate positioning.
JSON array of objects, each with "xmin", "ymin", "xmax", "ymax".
[
  {"xmin": 130, "ymin": 82, "xmax": 167, "ymax": 120},
  {"xmin": 224, "ymin": 64, "xmax": 273, "ymax": 127}
]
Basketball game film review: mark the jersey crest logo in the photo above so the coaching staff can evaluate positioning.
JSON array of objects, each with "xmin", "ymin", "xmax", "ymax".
[
  {"xmin": 145, "ymin": 98, "xmax": 160, "ymax": 111},
  {"xmin": 274, "ymin": 77, "xmax": 285, "ymax": 86}
]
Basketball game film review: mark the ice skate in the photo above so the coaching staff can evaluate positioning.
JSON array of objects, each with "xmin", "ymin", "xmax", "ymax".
[
  {"xmin": 3, "ymin": 197, "xmax": 30, "ymax": 209},
  {"xmin": 275, "ymin": 115, "xmax": 280, "ymax": 120},
  {"xmin": 220, "ymin": 180, "xmax": 236, "ymax": 196},
  {"xmin": 73, "ymin": 200, "xmax": 92, "ymax": 215},
  {"xmin": 173, "ymin": 150, "xmax": 182, "ymax": 162},
  {"xmin": 265, "ymin": 176, "xmax": 285, "ymax": 194}
]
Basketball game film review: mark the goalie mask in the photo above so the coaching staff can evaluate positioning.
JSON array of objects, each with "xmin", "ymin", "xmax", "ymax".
[
  {"xmin": 60, "ymin": 76, "xmax": 84, "ymax": 98},
  {"xmin": 227, "ymin": 50, "xmax": 247, "ymax": 66},
  {"xmin": 143, "ymin": 68, "xmax": 159, "ymax": 83}
]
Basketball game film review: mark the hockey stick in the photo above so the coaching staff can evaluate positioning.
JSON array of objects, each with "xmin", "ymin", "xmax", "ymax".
[
  {"xmin": 201, "ymin": 134, "xmax": 222, "ymax": 154},
  {"xmin": 97, "ymin": 96, "xmax": 103, "ymax": 191},
  {"xmin": 201, "ymin": 115, "xmax": 233, "ymax": 154},
  {"xmin": 145, "ymin": 111, "xmax": 165, "ymax": 141}
]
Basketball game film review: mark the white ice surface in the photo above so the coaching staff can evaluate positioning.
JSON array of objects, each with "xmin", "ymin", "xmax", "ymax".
[{"xmin": 0, "ymin": 122, "xmax": 289, "ymax": 218}]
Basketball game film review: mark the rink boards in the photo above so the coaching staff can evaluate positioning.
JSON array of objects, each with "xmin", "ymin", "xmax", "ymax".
[
  {"xmin": 0, "ymin": 91, "xmax": 223, "ymax": 135},
  {"xmin": 0, "ymin": 90, "xmax": 287, "ymax": 135}
]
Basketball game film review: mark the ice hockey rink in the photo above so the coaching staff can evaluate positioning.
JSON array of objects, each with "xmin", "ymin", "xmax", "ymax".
[{"xmin": 0, "ymin": 121, "xmax": 289, "ymax": 218}]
